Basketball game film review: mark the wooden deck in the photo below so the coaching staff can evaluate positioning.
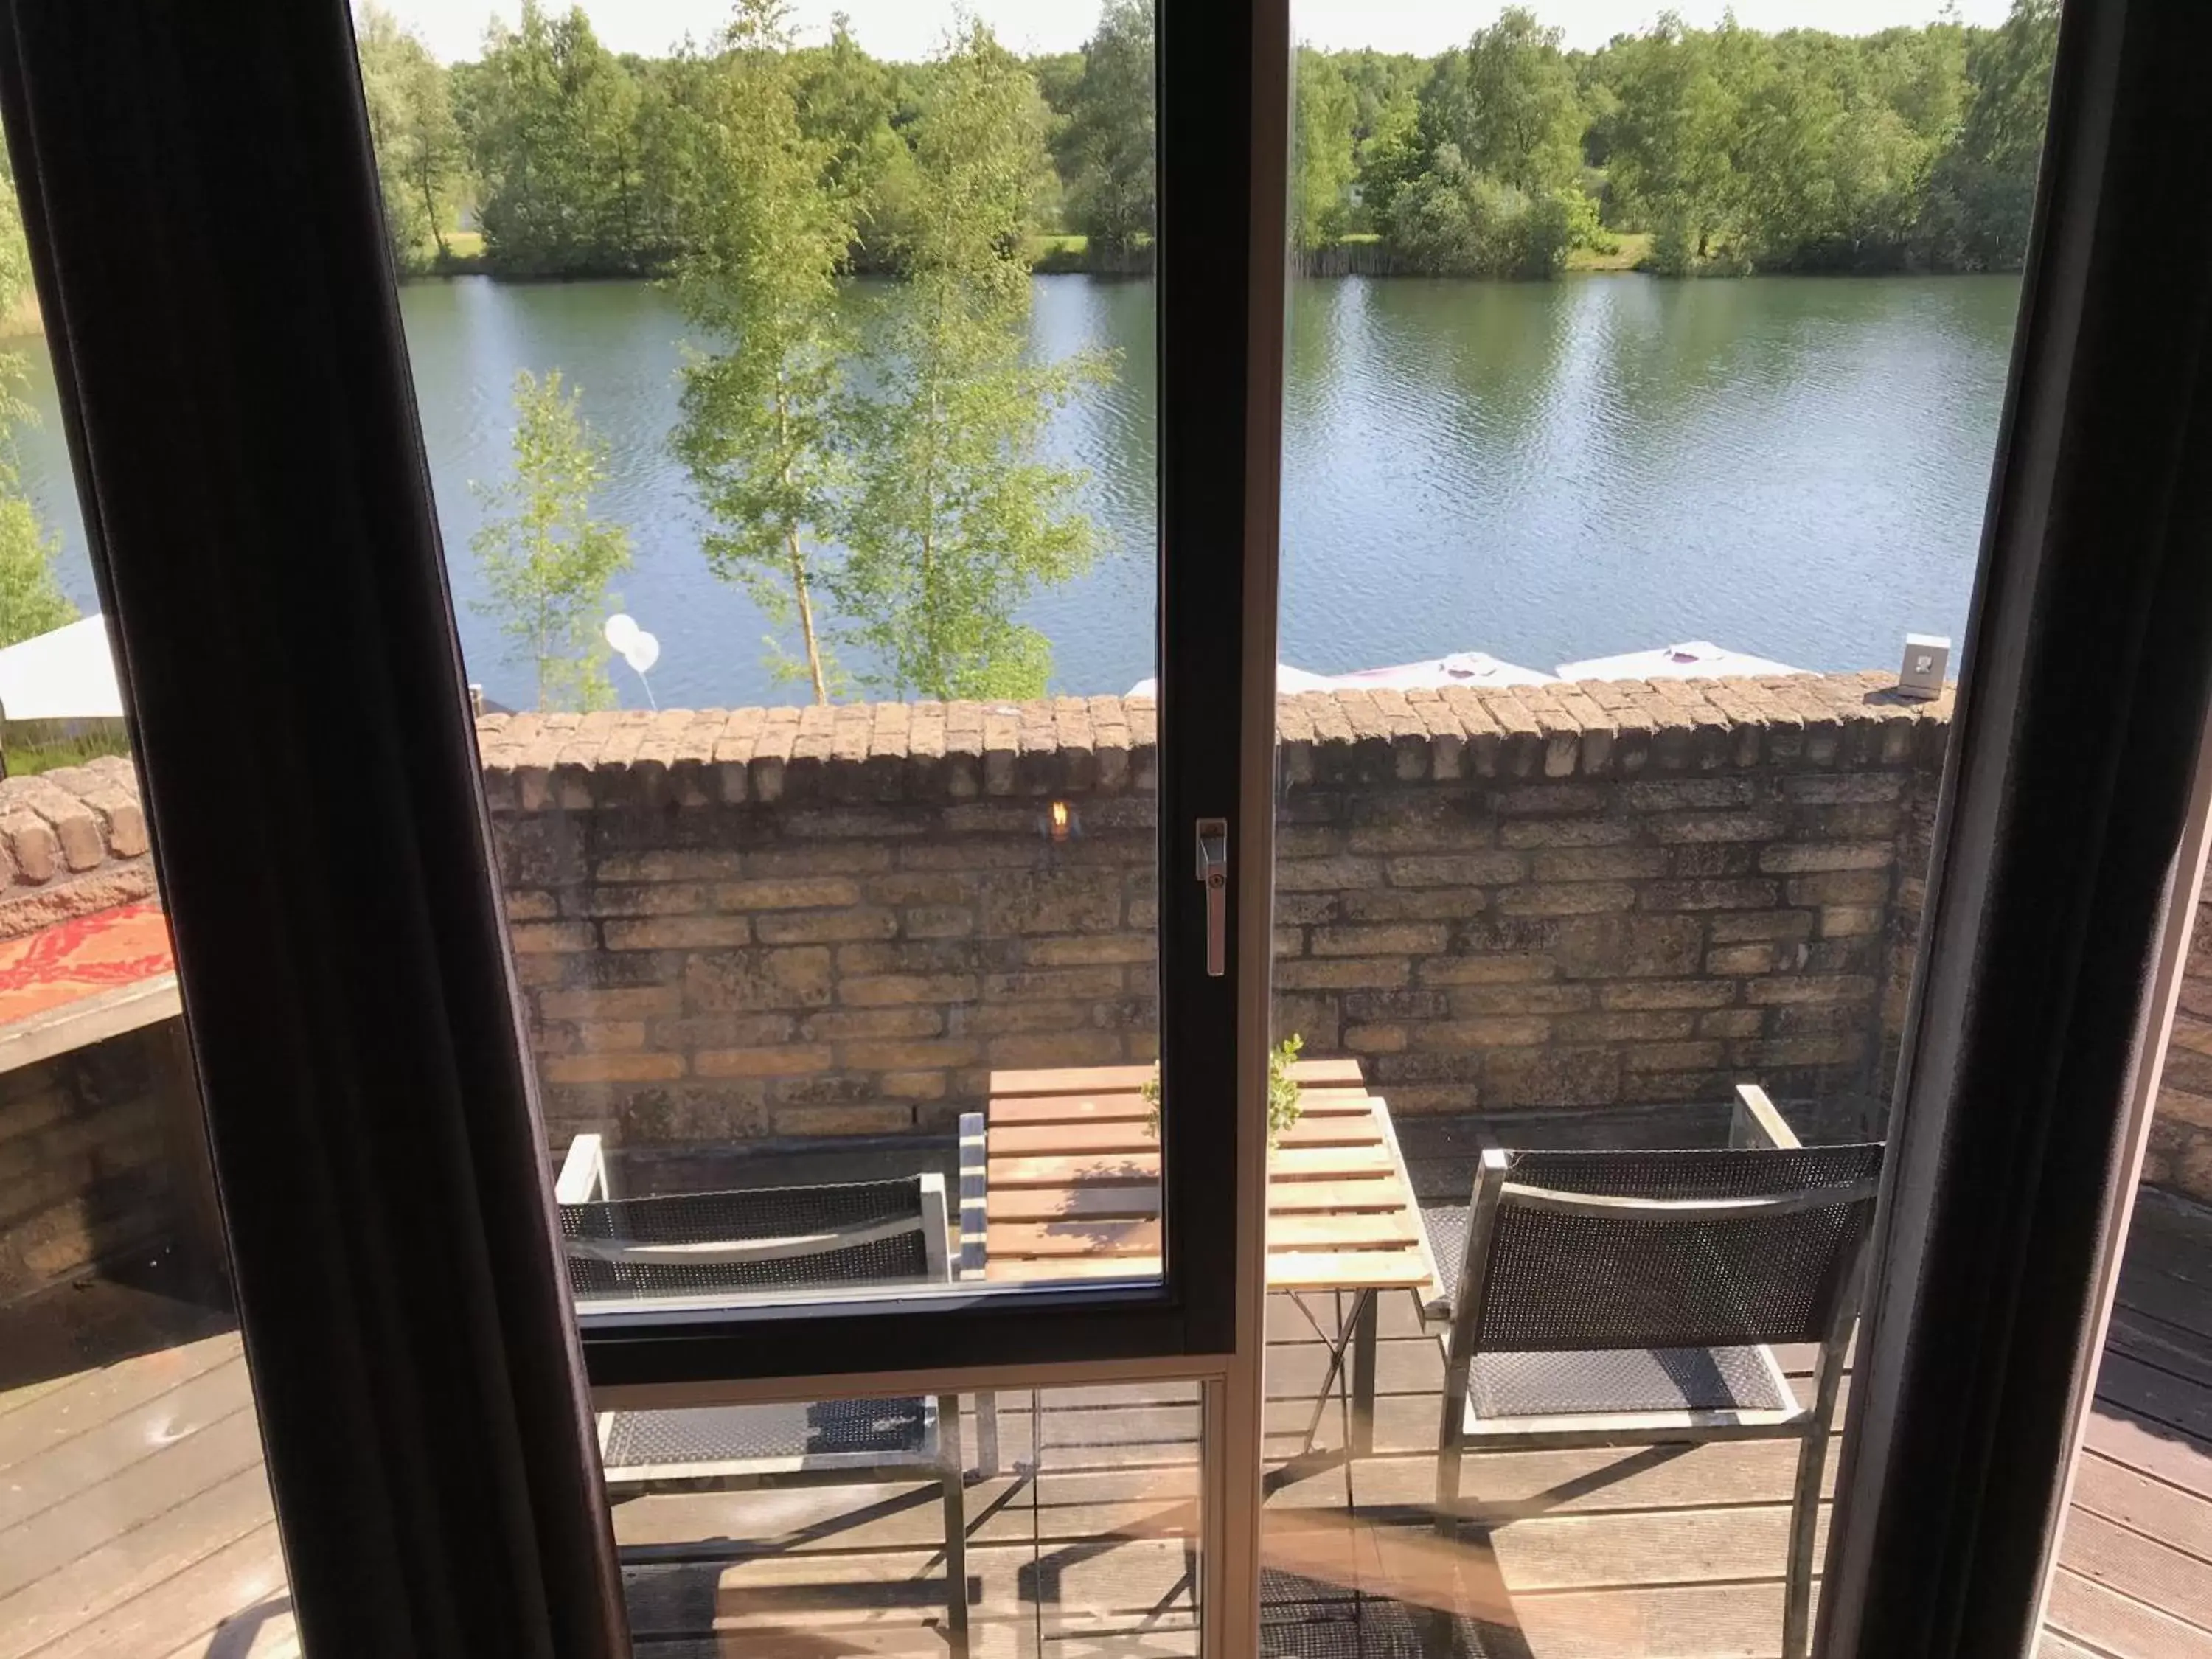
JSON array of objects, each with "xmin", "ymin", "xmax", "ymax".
[{"xmin": 3, "ymin": 1197, "xmax": 2208, "ymax": 1658}]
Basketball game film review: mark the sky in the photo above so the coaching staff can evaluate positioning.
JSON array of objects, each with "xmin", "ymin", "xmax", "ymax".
[{"xmin": 388, "ymin": 0, "xmax": 2014, "ymax": 65}]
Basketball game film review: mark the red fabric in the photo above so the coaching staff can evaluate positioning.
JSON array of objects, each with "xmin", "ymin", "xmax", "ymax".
[{"xmin": 0, "ymin": 901, "xmax": 174, "ymax": 1023}]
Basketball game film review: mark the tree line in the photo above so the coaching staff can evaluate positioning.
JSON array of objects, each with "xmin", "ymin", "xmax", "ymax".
[{"xmin": 358, "ymin": 0, "xmax": 2056, "ymax": 284}]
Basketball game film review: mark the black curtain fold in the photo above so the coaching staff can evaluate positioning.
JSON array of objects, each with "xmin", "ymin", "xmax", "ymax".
[
  {"xmin": 0, "ymin": 2, "xmax": 625, "ymax": 1654},
  {"xmin": 1822, "ymin": 1, "xmax": 2212, "ymax": 1653}
]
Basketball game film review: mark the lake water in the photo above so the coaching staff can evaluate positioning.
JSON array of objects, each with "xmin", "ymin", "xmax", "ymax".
[{"xmin": 13, "ymin": 271, "xmax": 2023, "ymax": 710}]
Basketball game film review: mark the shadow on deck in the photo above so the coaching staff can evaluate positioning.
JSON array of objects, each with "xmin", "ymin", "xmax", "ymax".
[{"xmin": 1, "ymin": 1196, "xmax": 2208, "ymax": 1658}]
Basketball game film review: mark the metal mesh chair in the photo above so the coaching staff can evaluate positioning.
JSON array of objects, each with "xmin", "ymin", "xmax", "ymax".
[
  {"xmin": 555, "ymin": 1133, "xmax": 975, "ymax": 1655},
  {"xmin": 1422, "ymin": 1086, "xmax": 1882, "ymax": 1659}
]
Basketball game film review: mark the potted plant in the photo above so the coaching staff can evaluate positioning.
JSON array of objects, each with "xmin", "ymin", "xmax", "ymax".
[{"xmin": 1143, "ymin": 1033, "xmax": 1305, "ymax": 1147}]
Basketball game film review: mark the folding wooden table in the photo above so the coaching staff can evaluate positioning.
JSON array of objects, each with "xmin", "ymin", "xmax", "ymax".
[{"xmin": 965, "ymin": 1057, "xmax": 1440, "ymax": 1452}]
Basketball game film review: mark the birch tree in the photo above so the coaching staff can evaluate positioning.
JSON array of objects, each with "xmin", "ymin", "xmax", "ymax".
[{"xmin": 471, "ymin": 370, "xmax": 631, "ymax": 710}]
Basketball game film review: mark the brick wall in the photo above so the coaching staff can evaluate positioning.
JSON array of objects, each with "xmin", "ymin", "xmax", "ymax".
[
  {"xmin": 479, "ymin": 672, "xmax": 1956, "ymax": 1151},
  {"xmin": 2152, "ymin": 897, "xmax": 2212, "ymax": 1201},
  {"xmin": 0, "ymin": 1020, "xmax": 194, "ymax": 1301}
]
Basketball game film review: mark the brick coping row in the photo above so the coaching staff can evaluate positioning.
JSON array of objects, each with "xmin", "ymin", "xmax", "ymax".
[{"xmin": 477, "ymin": 672, "xmax": 1958, "ymax": 811}]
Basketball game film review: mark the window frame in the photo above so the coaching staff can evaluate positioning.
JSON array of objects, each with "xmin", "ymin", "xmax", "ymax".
[{"xmin": 5, "ymin": 0, "xmax": 2205, "ymax": 1652}]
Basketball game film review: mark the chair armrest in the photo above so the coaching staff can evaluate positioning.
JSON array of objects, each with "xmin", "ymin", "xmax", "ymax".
[
  {"xmin": 959, "ymin": 1111, "xmax": 987, "ymax": 1280},
  {"xmin": 1729, "ymin": 1084, "xmax": 1802, "ymax": 1150},
  {"xmin": 555, "ymin": 1133, "xmax": 607, "ymax": 1203}
]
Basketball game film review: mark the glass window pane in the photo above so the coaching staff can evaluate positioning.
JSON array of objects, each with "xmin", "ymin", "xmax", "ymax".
[
  {"xmin": 361, "ymin": 1, "xmax": 1167, "ymax": 1313},
  {"xmin": 606, "ymin": 1383, "xmax": 1201, "ymax": 1652},
  {"xmin": 0, "ymin": 131, "xmax": 287, "ymax": 1659},
  {"xmin": 1263, "ymin": 2, "xmax": 2067, "ymax": 1652}
]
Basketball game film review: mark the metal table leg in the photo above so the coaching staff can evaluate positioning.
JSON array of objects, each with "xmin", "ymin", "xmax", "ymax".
[{"xmin": 1349, "ymin": 1290, "xmax": 1380, "ymax": 1456}]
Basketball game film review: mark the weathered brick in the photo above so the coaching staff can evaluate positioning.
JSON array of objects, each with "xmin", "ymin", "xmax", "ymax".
[
  {"xmin": 1274, "ymin": 957, "xmax": 1411, "ymax": 990},
  {"xmin": 596, "ymin": 849, "xmax": 748, "ymax": 883},
  {"xmin": 843, "ymin": 1039, "xmax": 983, "ymax": 1070},
  {"xmin": 1026, "ymin": 935, "xmax": 1156, "ymax": 966},
  {"xmin": 1553, "ymin": 1010, "xmax": 1699, "ymax": 1043},
  {"xmin": 1599, "ymin": 980, "xmax": 1737, "ymax": 1010},
  {"xmin": 510, "ymin": 921, "xmax": 594, "ymax": 954},
  {"xmin": 1746, "ymin": 975, "xmax": 1877, "ymax": 1006},
  {"xmin": 756, "ymin": 908, "xmax": 900, "ymax": 945},
  {"xmin": 1622, "ymin": 779, "xmax": 1758, "ymax": 812},
  {"xmin": 1344, "ymin": 1024, "xmax": 1409, "ymax": 1053},
  {"xmin": 1483, "ymin": 1046, "xmax": 1621, "ymax": 1106},
  {"xmin": 1530, "ymin": 847, "xmax": 1667, "ymax": 882},
  {"xmin": 802, "ymin": 1006, "xmax": 942, "ymax": 1040},
  {"xmin": 1310, "ymin": 924, "xmax": 1449, "ymax": 957},
  {"xmin": 1338, "ymin": 889, "xmax": 1491, "ymax": 922},
  {"xmin": 1705, "ymin": 944, "xmax": 1781, "ymax": 975},
  {"xmin": 988, "ymin": 1032, "xmax": 1124, "ymax": 1068},
  {"xmin": 1619, "ymin": 1040, "xmax": 1730, "ymax": 1072},
  {"xmin": 841, "ymin": 973, "xmax": 981, "ymax": 1006},
  {"xmin": 1786, "ymin": 870, "xmax": 1891, "ymax": 905},
  {"xmin": 980, "ymin": 967, "xmax": 1125, "ymax": 1000},
  {"xmin": 543, "ymin": 1052, "xmax": 685, "ymax": 1085},
  {"xmin": 1698, "ymin": 1009, "xmax": 1766, "ymax": 1038},
  {"xmin": 651, "ymin": 1013, "xmax": 798, "ymax": 1048},
  {"xmin": 772, "ymin": 1104, "xmax": 916, "ymax": 1136},
  {"xmin": 566, "ymin": 884, "xmax": 712, "ymax": 919},
  {"xmin": 695, "ymin": 1045, "xmax": 834, "ymax": 1078},
  {"xmin": 1447, "ymin": 984, "xmax": 1593, "ymax": 1015},
  {"xmin": 1499, "ymin": 883, "xmax": 1637, "ymax": 917},
  {"xmin": 1639, "ymin": 879, "xmax": 1779, "ymax": 911},
  {"xmin": 1820, "ymin": 906, "xmax": 1886, "ymax": 937},
  {"xmin": 1708, "ymin": 911, "xmax": 1818, "ymax": 943},
  {"xmin": 1732, "ymin": 1034, "xmax": 1866, "ymax": 1068},
  {"xmin": 1277, "ymin": 855, "xmax": 1385, "ymax": 891},
  {"xmin": 604, "ymin": 916, "xmax": 754, "ymax": 951},
  {"xmin": 686, "ymin": 947, "xmax": 835, "ymax": 1010},
  {"xmin": 1385, "ymin": 853, "xmax": 1525, "ymax": 886},
  {"xmin": 1418, "ymin": 955, "xmax": 1557, "ymax": 985},
  {"xmin": 1759, "ymin": 842, "xmax": 1894, "ymax": 874},
  {"xmin": 1415, "ymin": 1018, "xmax": 1554, "ymax": 1050},
  {"xmin": 1499, "ymin": 817, "xmax": 1636, "ymax": 849},
  {"xmin": 1553, "ymin": 915, "xmax": 1704, "ymax": 978},
  {"xmin": 536, "ymin": 986, "xmax": 681, "ymax": 1020},
  {"xmin": 718, "ymin": 877, "xmax": 863, "ymax": 910},
  {"xmin": 901, "ymin": 906, "xmax": 976, "ymax": 939},
  {"xmin": 979, "ymin": 869, "xmax": 1124, "ymax": 933}
]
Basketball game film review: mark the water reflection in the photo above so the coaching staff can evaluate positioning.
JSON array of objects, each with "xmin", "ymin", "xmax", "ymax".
[{"xmin": 9, "ymin": 271, "xmax": 2019, "ymax": 708}]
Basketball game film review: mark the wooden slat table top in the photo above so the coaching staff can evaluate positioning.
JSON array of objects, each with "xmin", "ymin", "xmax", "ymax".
[{"xmin": 982, "ymin": 1060, "xmax": 1439, "ymax": 1295}]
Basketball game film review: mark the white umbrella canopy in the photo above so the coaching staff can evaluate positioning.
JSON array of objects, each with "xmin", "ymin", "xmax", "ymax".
[
  {"xmin": 0, "ymin": 615, "xmax": 123, "ymax": 722},
  {"xmin": 1554, "ymin": 640, "xmax": 1806, "ymax": 683},
  {"xmin": 1124, "ymin": 662, "xmax": 1338, "ymax": 698},
  {"xmin": 1323, "ymin": 650, "xmax": 1555, "ymax": 692}
]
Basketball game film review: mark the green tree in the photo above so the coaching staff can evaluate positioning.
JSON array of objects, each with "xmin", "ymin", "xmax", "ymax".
[
  {"xmin": 793, "ymin": 16, "xmax": 917, "ymax": 263},
  {"xmin": 471, "ymin": 370, "xmax": 632, "ymax": 711},
  {"xmin": 1601, "ymin": 17, "xmax": 1743, "ymax": 271},
  {"xmin": 835, "ymin": 24, "xmax": 1105, "ymax": 700},
  {"xmin": 1292, "ymin": 48, "xmax": 1357, "ymax": 250},
  {"xmin": 1917, "ymin": 0, "xmax": 2057, "ymax": 270},
  {"xmin": 462, "ymin": 2, "xmax": 647, "ymax": 276},
  {"xmin": 1054, "ymin": 1, "xmax": 1154, "ymax": 262},
  {"xmin": 1357, "ymin": 88, "xmax": 1426, "ymax": 227},
  {"xmin": 0, "ymin": 167, "xmax": 71, "ymax": 648},
  {"xmin": 1422, "ymin": 9, "xmax": 1587, "ymax": 196},
  {"xmin": 670, "ymin": 0, "xmax": 856, "ymax": 703},
  {"xmin": 355, "ymin": 5, "xmax": 465, "ymax": 270}
]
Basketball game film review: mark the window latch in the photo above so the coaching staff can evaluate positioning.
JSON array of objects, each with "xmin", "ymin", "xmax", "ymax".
[{"xmin": 1195, "ymin": 818, "xmax": 1228, "ymax": 978}]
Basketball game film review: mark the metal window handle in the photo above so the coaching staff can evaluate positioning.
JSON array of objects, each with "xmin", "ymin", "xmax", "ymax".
[{"xmin": 1196, "ymin": 818, "xmax": 1228, "ymax": 978}]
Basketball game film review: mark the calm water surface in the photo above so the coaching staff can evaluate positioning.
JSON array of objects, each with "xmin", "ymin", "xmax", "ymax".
[{"xmin": 14, "ymin": 272, "xmax": 2021, "ymax": 709}]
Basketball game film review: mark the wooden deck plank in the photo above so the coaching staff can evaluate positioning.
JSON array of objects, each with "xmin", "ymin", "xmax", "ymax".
[
  {"xmin": 2081, "ymin": 1402, "xmax": 2212, "ymax": 1500},
  {"xmin": 2059, "ymin": 1509, "xmax": 2212, "ymax": 1632},
  {"xmin": 0, "ymin": 1357, "xmax": 254, "ymax": 1533},
  {"xmin": 2070, "ymin": 1450, "xmax": 2212, "ymax": 1565},
  {"xmin": 0, "ymin": 1462, "xmax": 275, "ymax": 1659},
  {"xmin": 39, "ymin": 1523, "xmax": 289, "ymax": 1659},
  {"xmin": 0, "ymin": 1331, "xmax": 241, "ymax": 1479},
  {"xmin": 0, "ymin": 1405, "xmax": 269, "ymax": 1601},
  {"xmin": 2098, "ymin": 1352, "xmax": 2212, "ymax": 1442},
  {"xmin": 2046, "ymin": 1565, "xmax": 2212, "ymax": 1659}
]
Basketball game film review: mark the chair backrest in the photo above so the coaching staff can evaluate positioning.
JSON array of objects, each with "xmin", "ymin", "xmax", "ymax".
[
  {"xmin": 560, "ymin": 1172, "xmax": 951, "ymax": 1299},
  {"xmin": 1462, "ymin": 1144, "xmax": 1883, "ymax": 1354}
]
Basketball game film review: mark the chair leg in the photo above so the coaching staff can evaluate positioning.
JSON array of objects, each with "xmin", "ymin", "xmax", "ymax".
[
  {"xmin": 1783, "ymin": 1427, "xmax": 1826, "ymax": 1659},
  {"xmin": 936, "ymin": 1394, "xmax": 970, "ymax": 1658},
  {"xmin": 1434, "ymin": 1362, "xmax": 1470, "ymax": 1541},
  {"xmin": 976, "ymin": 1390, "xmax": 1001, "ymax": 1479}
]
